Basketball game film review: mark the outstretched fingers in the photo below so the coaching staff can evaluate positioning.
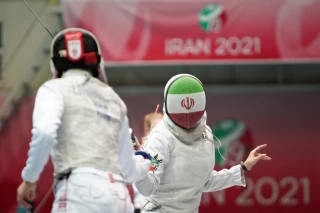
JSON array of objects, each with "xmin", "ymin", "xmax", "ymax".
[
  {"xmin": 255, "ymin": 144, "xmax": 267, "ymax": 152},
  {"xmin": 257, "ymin": 154, "xmax": 271, "ymax": 160}
]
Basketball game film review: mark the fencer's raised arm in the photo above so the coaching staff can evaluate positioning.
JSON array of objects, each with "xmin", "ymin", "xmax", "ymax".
[
  {"xmin": 201, "ymin": 125, "xmax": 246, "ymax": 192},
  {"xmin": 117, "ymin": 116, "xmax": 136, "ymax": 182},
  {"xmin": 135, "ymin": 132, "xmax": 170, "ymax": 196},
  {"xmin": 117, "ymin": 116, "xmax": 150, "ymax": 183},
  {"xmin": 202, "ymin": 165, "xmax": 246, "ymax": 192},
  {"xmin": 22, "ymin": 82, "xmax": 64, "ymax": 183}
]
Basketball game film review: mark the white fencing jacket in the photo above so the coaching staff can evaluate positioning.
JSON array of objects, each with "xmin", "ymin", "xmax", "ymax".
[
  {"xmin": 22, "ymin": 70, "xmax": 147, "ymax": 184},
  {"xmin": 135, "ymin": 112, "xmax": 246, "ymax": 213}
]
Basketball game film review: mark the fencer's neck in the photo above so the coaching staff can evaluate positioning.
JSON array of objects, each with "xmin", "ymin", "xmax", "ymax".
[{"xmin": 62, "ymin": 69, "xmax": 92, "ymax": 78}]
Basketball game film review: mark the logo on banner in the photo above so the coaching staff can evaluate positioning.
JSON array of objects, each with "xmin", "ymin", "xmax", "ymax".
[
  {"xmin": 211, "ymin": 119, "xmax": 252, "ymax": 167},
  {"xmin": 181, "ymin": 97, "xmax": 195, "ymax": 110},
  {"xmin": 198, "ymin": 4, "xmax": 225, "ymax": 32}
]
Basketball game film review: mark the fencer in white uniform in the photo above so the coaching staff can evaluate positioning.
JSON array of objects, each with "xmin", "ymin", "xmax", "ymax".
[
  {"xmin": 135, "ymin": 74, "xmax": 271, "ymax": 213},
  {"xmin": 16, "ymin": 28, "xmax": 151, "ymax": 213}
]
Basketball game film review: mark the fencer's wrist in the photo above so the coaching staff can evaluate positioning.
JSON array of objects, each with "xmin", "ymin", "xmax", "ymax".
[
  {"xmin": 240, "ymin": 161, "xmax": 249, "ymax": 172},
  {"xmin": 25, "ymin": 181, "xmax": 37, "ymax": 186},
  {"xmin": 244, "ymin": 161, "xmax": 252, "ymax": 170}
]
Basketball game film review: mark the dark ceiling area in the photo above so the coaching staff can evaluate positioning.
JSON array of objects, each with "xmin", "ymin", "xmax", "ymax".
[{"xmin": 106, "ymin": 63, "xmax": 320, "ymax": 86}]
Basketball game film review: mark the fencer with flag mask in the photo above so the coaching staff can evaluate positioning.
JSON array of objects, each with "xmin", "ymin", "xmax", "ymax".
[
  {"xmin": 135, "ymin": 74, "xmax": 271, "ymax": 213},
  {"xmin": 16, "ymin": 28, "xmax": 151, "ymax": 213}
]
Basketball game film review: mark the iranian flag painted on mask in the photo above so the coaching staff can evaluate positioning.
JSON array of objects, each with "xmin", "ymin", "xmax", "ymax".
[{"xmin": 166, "ymin": 76, "xmax": 206, "ymax": 129}]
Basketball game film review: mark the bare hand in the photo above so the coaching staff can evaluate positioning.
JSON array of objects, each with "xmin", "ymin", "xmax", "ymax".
[
  {"xmin": 17, "ymin": 181, "xmax": 38, "ymax": 209},
  {"xmin": 244, "ymin": 144, "xmax": 271, "ymax": 171}
]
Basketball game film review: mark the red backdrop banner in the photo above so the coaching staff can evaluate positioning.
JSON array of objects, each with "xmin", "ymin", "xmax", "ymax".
[
  {"xmin": 0, "ymin": 91, "xmax": 319, "ymax": 212},
  {"xmin": 63, "ymin": 0, "xmax": 320, "ymax": 64}
]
